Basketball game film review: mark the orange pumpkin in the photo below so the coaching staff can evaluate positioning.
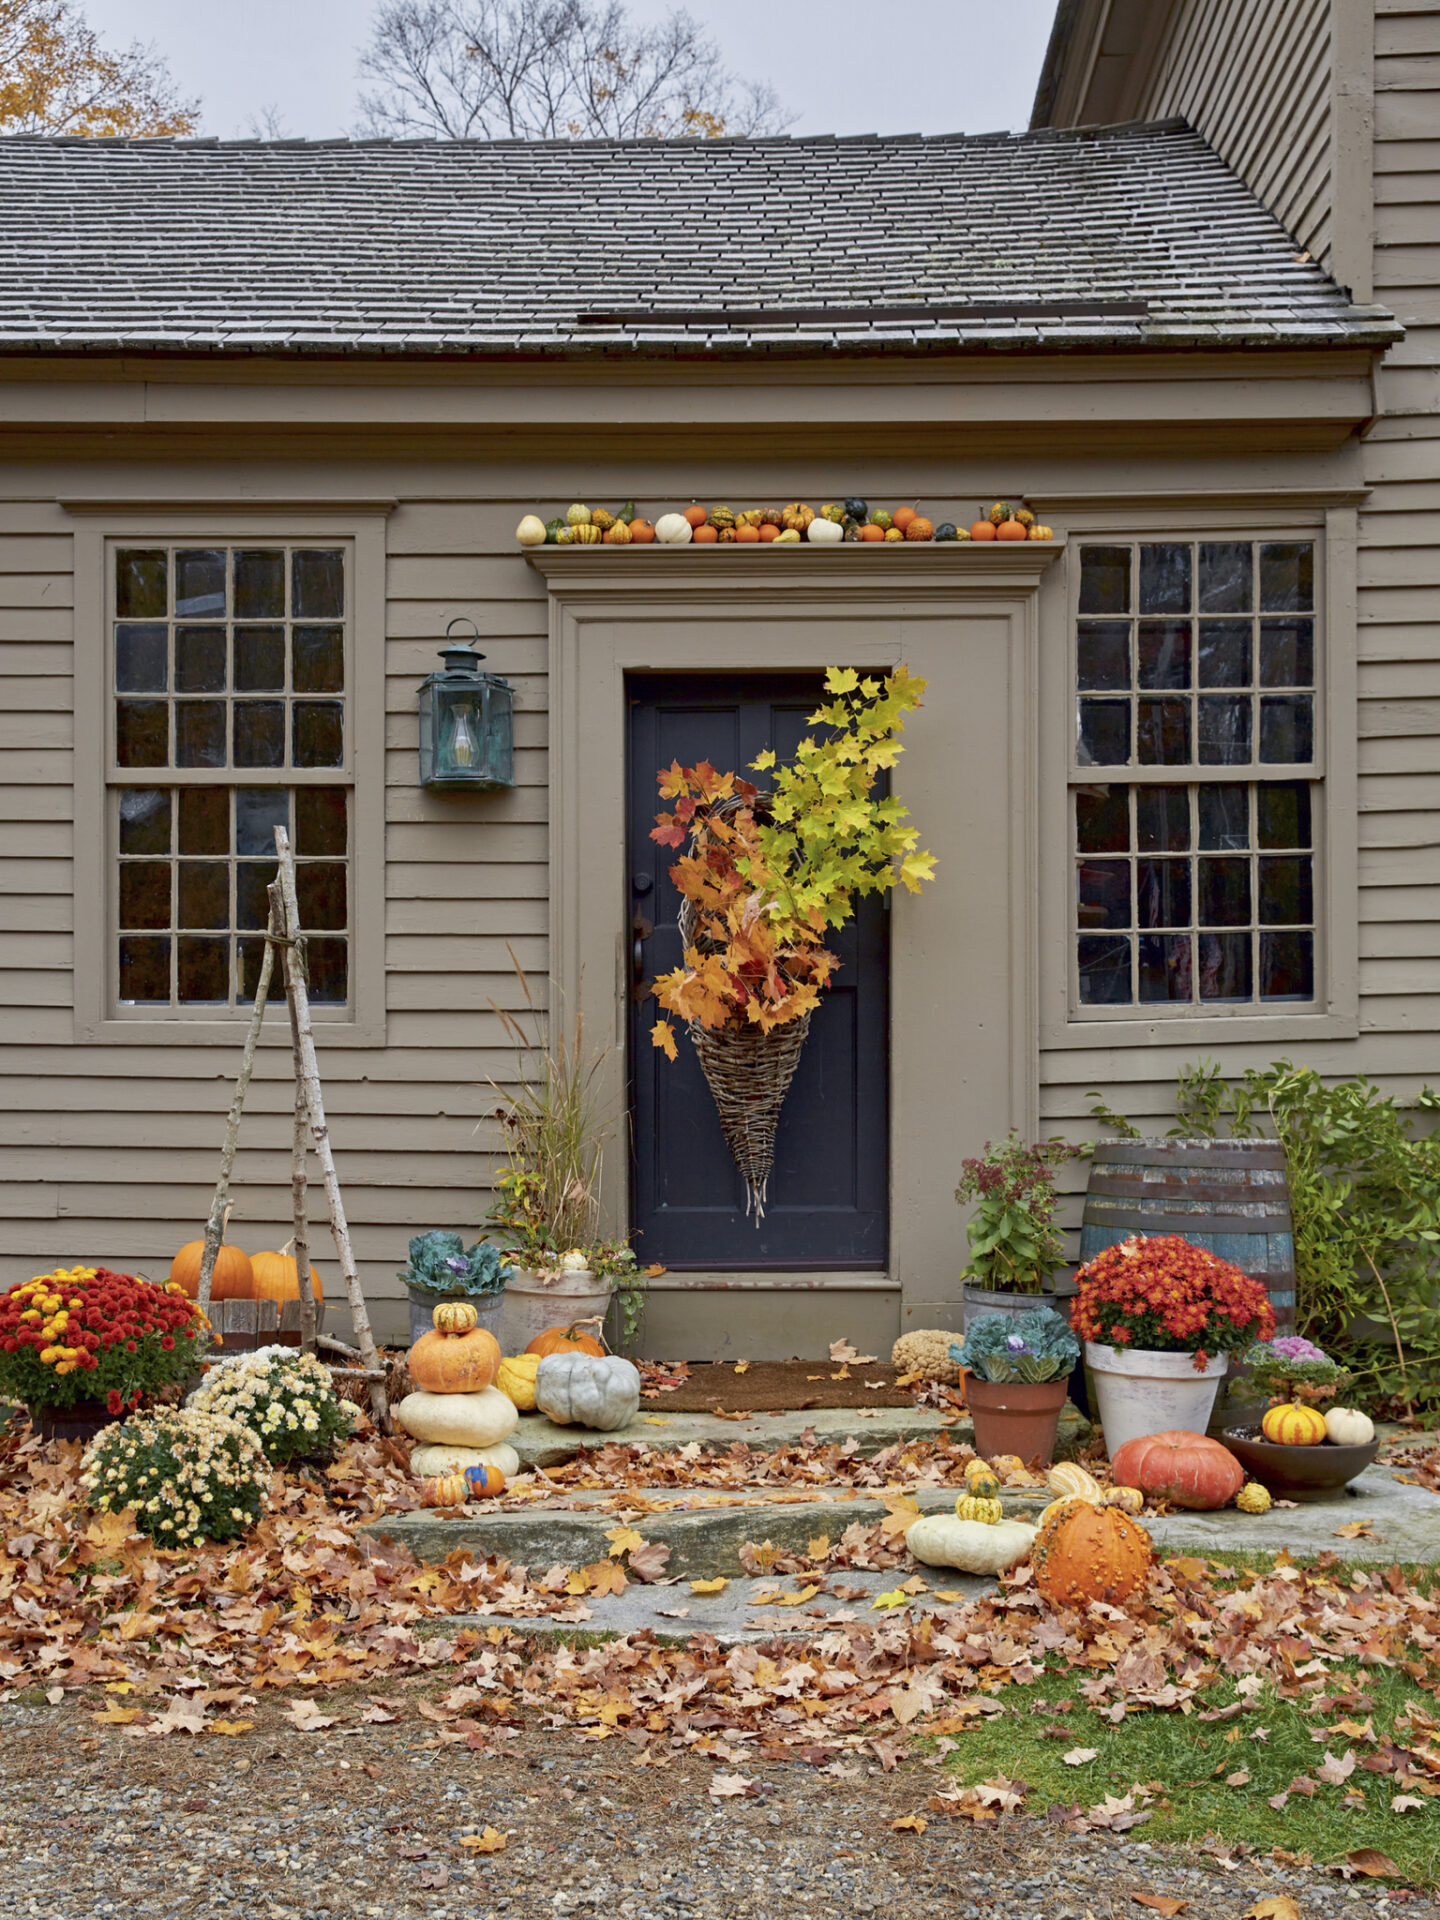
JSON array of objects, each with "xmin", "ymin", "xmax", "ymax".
[
  {"xmin": 969, "ymin": 520, "xmax": 997, "ymax": 542},
  {"xmin": 170, "ymin": 1239, "xmax": 255, "ymax": 1301},
  {"xmin": 409, "ymin": 1310, "xmax": 502, "ymax": 1394},
  {"xmin": 904, "ymin": 517, "xmax": 935, "ymax": 541},
  {"xmin": 464, "ymin": 1463, "xmax": 506, "ymax": 1498},
  {"xmin": 1110, "ymin": 1429, "xmax": 1244, "ymax": 1511},
  {"xmin": 629, "ymin": 519, "xmax": 656, "ymax": 544},
  {"xmin": 996, "ymin": 518, "xmax": 1029, "ymax": 542},
  {"xmin": 683, "ymin": 505, "xmax": 708, "ymax": 529},
  {"xmin": 692, "ymin": 524, "xmax": 719, "ymax": 544},
  {"xmin": 250, "ymin": 1247, "xmax": 323, "ymax": 1306},
  {"xmin": 735, "ymin": 523, "xmax": 761, "ymax": 543},
  {"xmin": 891, "ymin": 506, "xmax": 918, "ymax": 533},
  {"xmin": 858, "ymin": 523, "xmax": 885, "ymax": 542},
  {"xmin": 420, "ymin": 1472, "xmax": 469, "ymax": 1508},
  {"xmin": 526, "ymin": 1321, "xmax": 606, "ymax": 1359},
  {"xmin": 757, "ymin": 523, "xmax": 779, "ymax": 542},
  {"xmin": 1032, "ymin": 1495, "xmax": 1153, "ymax": 1609}
]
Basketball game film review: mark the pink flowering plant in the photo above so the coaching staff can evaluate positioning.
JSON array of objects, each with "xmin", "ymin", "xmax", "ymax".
[
  {"xmin": 1242, "ymin": 1334, "xmax": 1352, "ymax": 1405},
  {"xmin": 954, "ymin": 1133, "xmax": 1071, "ymax": 1293}
]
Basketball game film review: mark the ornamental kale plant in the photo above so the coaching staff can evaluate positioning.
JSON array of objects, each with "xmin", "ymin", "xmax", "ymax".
[
  {"xmin": 953, "ymin": 1306, "xmax": 1079, "ymax": 1383},
  {"xmin": 398, "ymin": 1232, "xmax": 511, "ymax": 1299},
  {"xmin": 0, "ymin": 1267, "xmax": 208, "ymax": 1412},
  {"xmin": 1242, "ymin": 1335, "xmax": 1352, "ymax": 1404}
]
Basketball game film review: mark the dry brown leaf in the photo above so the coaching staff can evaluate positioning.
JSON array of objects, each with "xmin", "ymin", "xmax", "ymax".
[
  {"xmin": 890, "ymin": 1813, "xmax": 927, "ymax": 1835},
  {"xmin": 1332, "ymin": 1520, "xmax": 1379, "ymax": 1540},
  {"xmin": 1131, "ymin": 1898, "xmax": 1189, "ymax": 1916},
  {"xmin": 459, "ymin": 1828, "xmax": 508, "ymax": 1854},
  {"xmin": 1314, "ymin": 1749, "xmax": 1356, "ymax": 1786},
  {"xmin": 709, "ymin": 1772, "xmax": 756, "ymax": 1799},
  {"xmin": 1064, "ymin": 1748, "xmax": 1099, "ymax": 1766},
  {"xmin": 1337, "ymin": 1848, "xmax": 1402, "ymax": 1879},
  {"xmin": 1241, "ymin": 1900, "xmax": 1302, "ymax": 1920}
]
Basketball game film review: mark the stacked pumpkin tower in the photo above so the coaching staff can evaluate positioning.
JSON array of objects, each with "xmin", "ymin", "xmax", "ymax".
[{"xmin": 394, "ymin": 1302, "xmax": 519, "ymax": 1504}]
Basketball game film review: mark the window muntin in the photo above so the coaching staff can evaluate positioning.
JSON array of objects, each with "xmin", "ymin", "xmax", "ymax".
[
  {"xmin": 1070, "ymin": 538, "xmax": 1320, "ymax": 1015},
  {"xmin": 108, "ymin": 544, "xmax": 351, "ymax": 1015}
]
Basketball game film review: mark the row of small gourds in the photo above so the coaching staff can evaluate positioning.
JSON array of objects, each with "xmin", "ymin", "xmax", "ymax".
[
  {"xmin": 395, "ymin": 1305, "xmax": 643, "ymax": 1508},
  {"xmin": 516, "ymin": 499, "xmax": 1055, "ymax": 548}
]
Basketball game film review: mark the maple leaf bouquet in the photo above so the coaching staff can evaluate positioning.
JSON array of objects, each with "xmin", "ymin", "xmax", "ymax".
[
  {"xmin": 1073, "ymin": 1234, "xmax": 1276, "ymax": 1372},
  {"xmin": 0, "ymin": 1265, "xmax": 209, "ymax": 1416}
]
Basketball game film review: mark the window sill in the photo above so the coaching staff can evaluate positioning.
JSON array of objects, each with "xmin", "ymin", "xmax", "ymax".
[
  {"xmin": 1042, "ymin": 1007, "xmax": 1358, "ymax": 1050},
  {"xmin": 75, "ymin": 1011, "xmax": 385, "ymax": 1048}
]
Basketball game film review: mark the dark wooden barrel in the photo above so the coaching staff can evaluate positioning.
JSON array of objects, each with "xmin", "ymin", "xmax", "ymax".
[{"xmin": 1080, "ymin": 1139, "xmax": 1295, "ymax": 1338}]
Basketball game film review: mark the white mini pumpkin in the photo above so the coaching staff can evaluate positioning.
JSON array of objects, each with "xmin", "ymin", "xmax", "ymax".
[
  {"xmin": 1323, "ymin": 1406, "xmax": 1375, "ymax": 1447},
  {"xmin": 655, "ymin": 513, "xmax": 693, "ymax": 545},
  {"xmin": 805, "ymin": 517, "xmax": 843, "ymax": 545},
  {"xmin": 410, "ymin": 1440, "xmax": 521, "ymax": 1480},
  {"xmin": 516, "ymin": 515, "xmax": 547, "ymax": 547},
  {"xmin": 534, "ymin": 1352, "xmax": 641, "ymax": 1431},
  {"xmin": 904, "ymin": 1514, "xmax": 1036, "ymax": 1575},
  {"xmin": 394, "ymin": 1386, "xmax": 519, "ymax": 1450}
]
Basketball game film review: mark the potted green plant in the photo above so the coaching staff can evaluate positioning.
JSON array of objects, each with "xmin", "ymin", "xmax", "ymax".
[
  {"xmin": 398, "ymin": 1232, "xmax": 512, "ymax": 1346},
  {"xmin": 1240, "ymin": 1335, "xmax": 1353, "ymax": 1407},
  {"xmin": 952, "ymin": 1305, "xmax": 1079, "ymax": 1466},
  {"xmin": 956, "ymin": 1133, "xmax": 1073, "ymax": 1327}
]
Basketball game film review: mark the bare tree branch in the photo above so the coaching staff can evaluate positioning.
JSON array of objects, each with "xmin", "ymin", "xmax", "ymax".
[
  {"xmin": 356, "ymin": 0, "xmax": 790, "ymax": 141},
  {"xmin": 0, "ymin": 0, "xmax": 199, "ymax": 136}
]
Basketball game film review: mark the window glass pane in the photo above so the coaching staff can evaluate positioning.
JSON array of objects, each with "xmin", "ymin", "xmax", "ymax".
[
  {"xmin": 237, "ymin": 936, "xmax": 267, "ymax": 1002},
  {"xmin": 1259, "ymin": 695, "xmax": 1314, "ymax": 764},
  {"xmin": 1139, "ymin": 543, "xmax": 1191, "ymax": 614},
  {"xmin": 291, "ymin": 550, "xmax": 345, "ymax": 619},
  {"xmin": 178, "ymin": 935, "xmax": 230, "ymax": 1002},
  {"xmin": 297, "ymin": 861, "xmax": 347, "ymax": 929},
  {"xmin": 174, "ymin": 626, "xmax": 227, "ymax": 694},
  {"xmin": 236, "ymin": 788, "xmax": 289, "ymax": 858},
  {"xmin": 1257, "ymin": 781, "xmax": 1311, "ymax": 850},
  {"xmin": 178, "ymin": 787, "xmax": 229, "ymax": 857},
  {"xmin": 236, "ymin": 861, "xmax": 275, "ymax": 931},
  {"xmin": 1079, "ymin": 546, "xmax": 1131, "ymax": 615},
  {"xmin": 1198, "ymin": 695, "xmax": 1252, "ymax": 764},
  {"xmin": 295, "ymin": 787, "xmax": 348, "ymax": 857},
  {"xmin": 1259, "ymin": 618, "xmax": 1314, "ymax": 688},
  {"xmin": 1259, "ymin": 542, "xmax": 1314, "ymax": 612},
  {"xmin": 1078, "ymin": 698, "xmax": 1130, "ymax": 766},
  {"xmin": 1260, "ymin": 930, "xmax": 1314, "ymax": 1001},
  {"xmin": 1199, "ymin": 931, "xmax": 1252, "ymax": 1000},
  {"xmin": 1139, "ymin": 933, "xmax": 1192, "ymax": 1003},
  {"xmin": 175, "ymin": 701, "xmax": 227, "ymax": 769},
  {"xmin": 293, "ymin": 625, "xmax": 345, "ymax": 694},
  {"xmin": 119, "ymin": 935, "xmax": 170, "ymax": 1003},
  {"xmin": 116, "ymin": 699, "xmax": 169, "ymax": 768},
  {"xmin": 119, "ymin": 788, "xmax": 169, "ymax": 855},
  {"xmin": 178, "ymin": 861, "xmax": 229, "ymax": 929},
  {"xmin": 1137, "ymin": 696, "xmax": 1190, "ymax": 764},
  {"xmin": 1259, "ymin": 854, "xmax": 1313, "ymax": 925},
  {"xmin": 119, "ymin": 861, "xmax": 170, "ymax": 930},
  {"xmin": 1198, "ymin": 620, "xmax": 1252, "ymax": 688},
  {"xmin": 1076, "ymin": 622, "xmax": 1130, "ymax": 691},
  {"xmin": 233, "ymin": 549, "xmax": 285, "ymax": 619},
  {"xmin": 305, "ymin": 936, "xmax": 348, "ymax": 1005},
  {"xmin": 1198, "ymin": 542, "xmax": 1253, "ymax": 613},
  {"xmin": 1137, "ymin": 620, "xmax": 1190, "ymax": 690},
  {"xmin": 293, "ymin": 701, "xmax": 344, "ymax": 768},
  {"xmin": 1137, "ymin": 858, "xmax": 1190, "ymax": 928},
  {"xmin": 174, "ymin": 550, "xmax": 226, "ymax": 618},
  {"xmin": 1199, "ymin": 785, "xmax": 1250, "ymax": 851},
  {"xmin": 234, "ymin": 625, "xmax": 285, "ymax": 693},
  {"xmin": 1078, "ymin": 934, "xmax": 1131, "ymax": 1004},
  {"xmin": 1136, "ymin": 785, "xmax": 1189, "ymax": 853},
  {"xmin": 234, "ymin": 701, "xmax": 285, "ymax": 768},
  {"xmin": 1075, "ymin": 784, "xmax": 1129, "ymax": 854},
  {"xmin": 115, "ymin": 624, "xmax": 168, "ymax": 693},
  {"xmin": 115, "ymin": 549, "xmax": 167, "ymax": 619},
  {"xmin": 1199, "ymin": 856, "xmax": 1251, "ymax": 926}
]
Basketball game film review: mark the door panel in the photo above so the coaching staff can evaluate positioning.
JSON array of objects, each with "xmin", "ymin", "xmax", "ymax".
[{"xmin": 627, "ymin": 673, "xmax": 888, "ymax": 1269}]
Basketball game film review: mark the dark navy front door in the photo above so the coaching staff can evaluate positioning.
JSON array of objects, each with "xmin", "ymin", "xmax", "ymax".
[{"xmin": 627, "ymin": 674, "xmax": 889, "ymax": 1270}]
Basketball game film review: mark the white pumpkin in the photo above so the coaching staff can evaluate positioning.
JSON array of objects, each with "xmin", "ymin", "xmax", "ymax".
[
  {"xmin": 655, "ymin": 513, "xmax": 693, "ymax": 546},
  {"xmin": 394, "ymin": 1386, "xmax": 519, "ymax": 1449},
  {"xmin": 805, "ymin": 517, "xmax": 843, "ymax": 545},
  {"xmin": 516, "ymin": 514, "xmax": 547, "ymax": 547},
  {"xmin": 1323, "ymin": 1406, "xmax": 1375, "ymax": 1447},
  {"xmin": 410, "ymin": 1440, "xmax": 521, "ymax": 1480},
  {"xmin": 534, "ymin": 1352, "xmax": 641, "ymax": 1431},
  {"xmin": 904, "ymin": 1514, "xmax": 1036, "ymax": 1575},
  {"xmin": 558, "ymin": 1249, "xmax": 590, "ymax": 1272}
]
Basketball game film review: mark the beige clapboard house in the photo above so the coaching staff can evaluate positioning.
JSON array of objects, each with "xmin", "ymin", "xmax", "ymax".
[{"xmin": 0, "ymin": 1, "xmax": 1432, "ymax": 1353}]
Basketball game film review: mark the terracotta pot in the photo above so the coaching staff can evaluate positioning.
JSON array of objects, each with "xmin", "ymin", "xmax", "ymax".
[
  {"xmin": 964, "ymin": 1375, "xmax": 1070, "ymax": 1467},
  {"xmin": 28, "ymin": 1399, "xmax": 120, "ymax": 1445}
]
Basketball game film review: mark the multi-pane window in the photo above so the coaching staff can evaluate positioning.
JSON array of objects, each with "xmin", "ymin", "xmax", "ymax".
[
  {"xmin": 109, "ymin": 544, "xmax": 351, "ymax": 1013},
  {"xmin": 1071, "ymin": 538, "xmax": 1319, "ymax": 1012}
]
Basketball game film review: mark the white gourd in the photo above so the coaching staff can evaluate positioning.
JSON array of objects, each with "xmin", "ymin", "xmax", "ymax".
[
  {"xmin": 410, "ymin": 1440, "xmax": 520, "ymax": 1480},
  {"xmin": 535, "ymin": 1353, "xmax": 641, "ymax": 1431},
  {"xmin": 805, "ymin": 517, "xmax": 843, "ymax": 544},
  {"xmin": 904, "ymin": 1514, "xmax": 1036, "ymax": 1575},
  {"xmin": 1323, "ymin": 1407, "xmax": 1375, "ymax": 1447},
  {"xmin": 516, "ymin": 515, "xmax": 546, "ymax": 547},
  {"xmin": 655, "ymin": 514, "xmax": 693, "ymax": 545},
  {"xmin": 394, "ymin": 1386, "xmax": 519, "ymax": 1449}
]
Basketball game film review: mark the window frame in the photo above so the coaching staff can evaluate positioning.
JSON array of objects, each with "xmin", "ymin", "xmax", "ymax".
[
  {"xmin": 72, "ymin": 508, "xmax": 389, "ymax": 1047},
  {"xmin": 1039, "ymin": 502, "xmax": 1359, "ymax": 1049}
]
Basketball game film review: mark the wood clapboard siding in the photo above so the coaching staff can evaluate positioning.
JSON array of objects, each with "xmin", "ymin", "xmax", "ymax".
[{"xmin": 1134, "ymin": 0, "xmax": 1335, "ymax": 268}]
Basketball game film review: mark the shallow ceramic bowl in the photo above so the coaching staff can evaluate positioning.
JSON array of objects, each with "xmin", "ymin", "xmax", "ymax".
[{"xmin": 1221, "ymin": 1425, "xmax": 1380, "ymax": 1502}]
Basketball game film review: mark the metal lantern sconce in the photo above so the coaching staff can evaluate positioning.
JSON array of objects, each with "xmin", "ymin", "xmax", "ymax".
[{"xmin": 417, "ymin": 618, "xmax": 515, "ymax": 792}]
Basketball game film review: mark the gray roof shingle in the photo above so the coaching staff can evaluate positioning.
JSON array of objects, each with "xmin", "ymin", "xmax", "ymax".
[{"xmin": 0, "ymin": 121, "xmax": 1400, "ymax": 359}]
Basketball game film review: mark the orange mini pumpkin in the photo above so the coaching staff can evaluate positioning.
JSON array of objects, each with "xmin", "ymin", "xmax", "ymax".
[
  {"xmin": 170, "ymin": 1239, "xmax": 255, "ymax": 1302},
  {"xmin": 409, "ymin": 1307, "xmax": 501, "ymax": 1394},
  {"xmin": 683, "ymin": 505, "xmax": 708, "ymax": 529},
  {"xmin": 891, "ymin": 506, "xmax": 918, "ymax": 533},
  {"xmin": 995, "ymin": 518, "xmax": 1029, "ymax": 542},
  {"xmin": 692, "ymin": 524, "xmax": 719, "ymax": 544},
  {"xmin": 858, "ymin": 523, "xmax": 885, "ymax": 542},
  {"xmin": 629, "ymin": 519, "xmax": 656, "ymax": 544},
  {"xmin": 904, "ymin": 517, "xmax": 935, "ymax": 541},
  {"xmin": 969, "ymin": 520, "xmax": 997, "ymax": 542},
  {"xmin": 757, "ymin": 523, "xmax": 779, "ymax": 542},
  {"xmin": 1031, "ymin": 1495, "xmax": 1153, "ymax": 1609},
  {"xmin": 420, "ymin": 1471, "xmax": 469, "ymax": 1508},
  {"xmin": 526, "ymin": 1321, "xmax": 606, "ymax": 1359}
]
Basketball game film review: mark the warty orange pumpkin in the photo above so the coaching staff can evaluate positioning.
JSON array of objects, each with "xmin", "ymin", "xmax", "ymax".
[{"xmin": 1031, "ymin": 1495, "xmax": 1153, "ymax": 1608}]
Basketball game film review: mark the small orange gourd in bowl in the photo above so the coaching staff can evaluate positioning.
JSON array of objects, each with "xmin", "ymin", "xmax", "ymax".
[{"xmin": 408, "ymin": 1301, "xmax": 501, "ymax": 1394}]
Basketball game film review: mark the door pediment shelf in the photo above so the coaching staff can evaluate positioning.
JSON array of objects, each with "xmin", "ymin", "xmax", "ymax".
[{"xmin": 528, "ymin": 542, "xmax": 1063, "ymax": 596}]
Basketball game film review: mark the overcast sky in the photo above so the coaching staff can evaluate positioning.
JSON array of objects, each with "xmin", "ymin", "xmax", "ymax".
[{"xmin": 79, "ymin": 0, "xmax": 1060, "ymax": 141}]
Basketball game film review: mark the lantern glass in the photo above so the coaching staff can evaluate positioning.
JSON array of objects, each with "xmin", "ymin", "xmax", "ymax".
[{"xmin": 418, "ymin": 634, "xmax": 514, "ymax": 791}]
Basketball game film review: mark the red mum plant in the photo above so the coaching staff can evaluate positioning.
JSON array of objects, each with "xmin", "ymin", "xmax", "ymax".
[
  {"xmin": 0, "ymin": 1266, "xmax": 209, "ymax": 1412},
  {"xmin": 1073, "ymin": 1234, "xmax": 1275, "ymax": 1373}
]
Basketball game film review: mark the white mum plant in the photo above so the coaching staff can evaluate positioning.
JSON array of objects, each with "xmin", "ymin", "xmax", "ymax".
[
  {"xmin": 188, "ymin": 1345, "xmax": 355, "ymax": 1466},
  {"xmin": 80, "ymin": 1405, "xmax": 269, "ymax": 1545}
]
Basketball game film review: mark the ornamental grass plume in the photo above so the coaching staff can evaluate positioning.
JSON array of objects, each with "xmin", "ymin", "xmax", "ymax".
[
  {"xmin": 80, "ymin": 1405, "xmax": 269, "ymax": 1545},
  {"xmin": 1073, "ymin": 1233, "xmax": 1275, "ymax": 1371},
  {"xmin": 0, "ymin": 1266, "xmax": 207, "ymax": 1412}
]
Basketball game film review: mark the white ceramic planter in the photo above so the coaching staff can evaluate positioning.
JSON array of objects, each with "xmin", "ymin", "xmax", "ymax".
[
  {"xmin": 499, "ymin": 1268, "xmax": 611, "ymax": 1356},
  {"xmin": 1085, "ymin": 1341, "xmax": 1228, "ymax": 1459}
]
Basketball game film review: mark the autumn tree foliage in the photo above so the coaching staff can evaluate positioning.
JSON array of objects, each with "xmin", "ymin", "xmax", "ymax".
[
  {"xmin": 0, "ymin": 0, "xmax": 199, "ymax": 137},
  {"xmin": 356, "ymin": 0, "xmax": 788, "ymax": 140}
]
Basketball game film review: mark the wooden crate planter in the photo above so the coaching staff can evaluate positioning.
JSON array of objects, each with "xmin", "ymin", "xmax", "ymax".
[{"xmin": 206, "ymin": 1296, "xmax": 328, "ymax": 1353}]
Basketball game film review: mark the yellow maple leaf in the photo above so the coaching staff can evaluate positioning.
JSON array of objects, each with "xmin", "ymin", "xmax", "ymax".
[
  {"xmin": 734, "ymin": 1361, "xmax": 750, "ymax": 1374},
  {"xmin": 642, "ymin": 1416, "xmax": 671, "ymax": 1427},
  {"xmin": 775, "ymin": 1586, "xmax": 821, "ymax": 1608},
  {"xmin": 807, "ymin": 1533, "xmax": 831, "ymax": 1559},
  {"xmin": 605, "ymin": 1527, "xmax": 644, "ymax": 1558},
  {"xmin": 891, "ymin": 1813, "xmax": 928, "ymax": 1835},
  {"xmin": 208, "ymin": 1720, "xmax": 254, "ymax": 1737},
  {"xmin": 690, "ymin": 1577, "xmax": 728, "ymax": 1595},
  {"xmin": 89, "ymin": 1706, "xmax": 143, "ymax": 1725},
  {"xmin": 871, "ymin": 1588, "xmax": 911, "ymax": 1611},
  {"xmin": 651, "ymin": 1021, "xmax": 678, "ymax": 1062},
  {"xmin": 460, "ymin": 1828, "xmax": 508, "ymax": 1853}
]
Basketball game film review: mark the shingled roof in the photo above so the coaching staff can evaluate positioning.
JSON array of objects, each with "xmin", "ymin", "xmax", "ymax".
[{"xmin": 0, "ymin": 120, "xmax": 1399, "ymax": 359}]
